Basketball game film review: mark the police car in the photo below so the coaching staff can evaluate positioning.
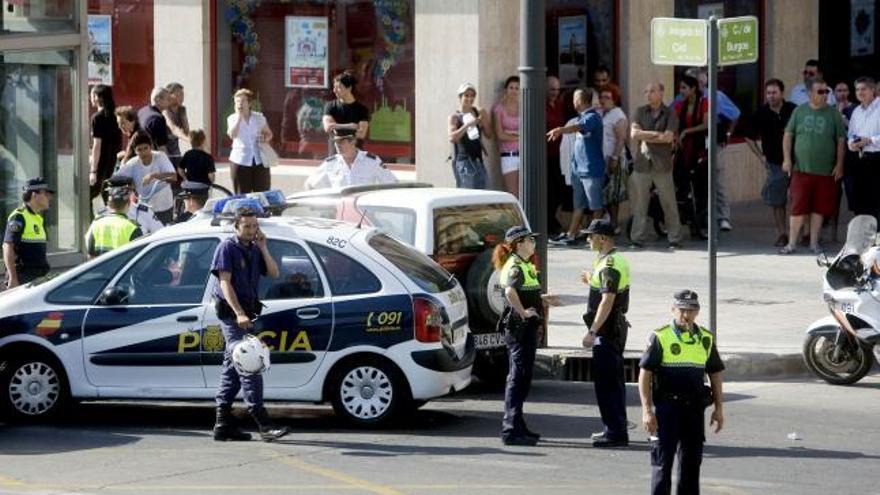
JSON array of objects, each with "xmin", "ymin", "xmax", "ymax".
[{"xmin": 0, "ymin": 213, "xmax": 474, "ymax": 426}]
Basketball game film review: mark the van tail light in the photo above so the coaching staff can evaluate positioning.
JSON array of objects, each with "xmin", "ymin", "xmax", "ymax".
[{"xmin": 413, "ymin": 297, "xmax": 444, "ymax": 343}]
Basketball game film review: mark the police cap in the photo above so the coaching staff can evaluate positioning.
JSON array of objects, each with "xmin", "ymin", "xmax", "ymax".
[
  {"xmin": 177, "ymin": 181, "xmax": 210, "ymax": 198},
  {"xmin": 23, "ymin": 177, "xmax": 55, "ymax": 194},
  {"xmin": 504, "ymin": 225, "xmax": 539, "ymax": 244},
  {"xmin": 332, "ymin": 128, "xmax": 357, "ymax": 140},
  {"xmin": 585, "ymin": 219, "xmax": 615, "ymax": 237},
  {"xmin": 673, "ymin": 289, "xmax": 700, "ymax": 310},
  {"xmin": 103, "ymin": 174, "xmax": 135, "ymax": 191}
]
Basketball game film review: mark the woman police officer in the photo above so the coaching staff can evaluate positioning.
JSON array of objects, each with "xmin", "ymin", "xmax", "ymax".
[{"xmin": 493, "ymin": 225, "xmax": 559, "ymax": 446}]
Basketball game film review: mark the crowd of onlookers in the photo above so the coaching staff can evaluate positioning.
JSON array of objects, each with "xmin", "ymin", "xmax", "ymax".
[{"xmin": 450, "ymin": 58, "xmax": 880, "ymax": 253}]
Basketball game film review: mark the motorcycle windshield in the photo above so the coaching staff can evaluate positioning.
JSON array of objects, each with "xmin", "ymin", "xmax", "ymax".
[{"xmin": 840, "ymin": 215, "xmax": 877, "ymax": 259}]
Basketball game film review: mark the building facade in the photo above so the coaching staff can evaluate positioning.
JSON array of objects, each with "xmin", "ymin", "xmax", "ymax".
[{"xmin": 2, "ymin": 0, "xmax": 871, "ymax": 262}]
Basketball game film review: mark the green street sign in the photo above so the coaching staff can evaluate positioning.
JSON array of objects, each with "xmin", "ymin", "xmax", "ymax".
[
  {"xmin": 651, "ymin": 17, "xmax": 708, "ymax": 66},
  {"xmin": 718, "ymin": 16, "xmax": 759, "ymax": 65}
]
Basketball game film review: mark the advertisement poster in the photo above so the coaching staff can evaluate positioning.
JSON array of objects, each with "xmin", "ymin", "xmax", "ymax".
[
  {"xmin": 285, "ymin": 16, "xmax": 329, "ymax": 88},
  {"xmin": 851, "ymin": 0, "xmax": 875, "ymax": 57},
  {"xmin": 87, "ymin": 15, "xmax": 112, "ymax": 85},
  {"xmin": 558, "ymin": 16, "xmax": 587, "ymax": 87}
]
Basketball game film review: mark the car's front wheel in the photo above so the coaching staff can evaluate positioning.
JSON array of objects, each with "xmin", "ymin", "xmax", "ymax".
[
  {"xmin": 329, "ymin": 357, "xmax": 409, "ymax": 427},
  {"xmin": 0, "ymin": 356, "xmax": 68, "ymax": 421}
]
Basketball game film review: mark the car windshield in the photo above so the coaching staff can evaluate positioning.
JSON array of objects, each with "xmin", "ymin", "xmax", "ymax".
[
  {"xmin": 434, "ymin": 203, "xmax": 524, "ymax": 255},
  {"xmin": 368, "ymin": 233, "xmax": 455, "ymax": 293}
]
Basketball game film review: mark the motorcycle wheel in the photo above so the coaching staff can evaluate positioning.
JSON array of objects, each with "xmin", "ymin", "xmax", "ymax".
[{"xmin": 803, "ymin": 332, "xmax": 875, "ymax": 385}]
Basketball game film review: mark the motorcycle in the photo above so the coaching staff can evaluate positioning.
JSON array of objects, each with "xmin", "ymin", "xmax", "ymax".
[{"xmin": 804, "ymin": 215, "xmax": 880, "ymax": 385}]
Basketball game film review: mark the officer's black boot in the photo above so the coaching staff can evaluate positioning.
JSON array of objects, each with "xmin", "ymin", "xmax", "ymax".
[
  {"xmin": 213, "ymin": 406, "xmax": 251, "ymax": 442},
  {"xmin": 250, "ymin": 407, "xmax": 291, "ymax": 442}
]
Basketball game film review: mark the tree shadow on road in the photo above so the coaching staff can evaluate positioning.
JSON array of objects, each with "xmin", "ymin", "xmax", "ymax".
[{"xmin": 705, "ymin": 444, "xmax": 880, "ymax": 461}]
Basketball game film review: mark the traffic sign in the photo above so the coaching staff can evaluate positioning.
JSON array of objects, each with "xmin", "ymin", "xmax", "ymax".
[
  {"xmin": 650, "ymin": 17, "xmax": 708, "ymax": 66},
  {"xmin": 718, "ymin": 16, "xmax": 759, "ymax": 65}
]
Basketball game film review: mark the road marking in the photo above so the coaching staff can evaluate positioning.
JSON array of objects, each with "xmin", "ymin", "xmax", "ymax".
[
  {"xmin": 0, "ymin": 474, "xmax": 24, "ymax": 486},
  {"xmin": 273, "ymin": 454, "xmax": 404, "ymax": 495}
]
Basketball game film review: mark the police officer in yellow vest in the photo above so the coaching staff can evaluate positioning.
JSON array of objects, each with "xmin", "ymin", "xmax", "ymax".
[
  {"xmin": 638, "ymin": 290, "xmax": 725, "ymax": 495},
  {"xmin": 581, "ymin": 218, "xmax": 631, "ymax": 447},
  {"xmin": 3, "ymin": 178, "xmax": 54, "ymax": 289},
  {"xmin": 494, "ymin": 225, "xmax": 560, "ymax": 446},
  {"xmin": 84, "ymin": 185, "xmax": 142, "ymax": 258}
]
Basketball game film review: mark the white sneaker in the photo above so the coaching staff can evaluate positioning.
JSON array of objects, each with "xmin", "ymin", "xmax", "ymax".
[{"xmin": 719, "ymin": 219, "xmax": 732, "ymax": 232}]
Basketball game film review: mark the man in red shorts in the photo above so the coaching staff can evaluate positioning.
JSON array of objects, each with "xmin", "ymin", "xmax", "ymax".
[{"xmin": 780, "ymin": 77, "xmax": 846, "ymax": 254}]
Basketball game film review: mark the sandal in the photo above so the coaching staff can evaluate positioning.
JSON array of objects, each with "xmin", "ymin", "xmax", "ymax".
[{"xmin": 778, "ymin": 245, "xmax": 796, "ymax": 255}]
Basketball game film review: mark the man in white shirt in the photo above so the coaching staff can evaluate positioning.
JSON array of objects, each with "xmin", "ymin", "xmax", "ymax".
[
  {"xmin": 790, "ymin": 59, "xmax": 837, "ymax": 106},
  {"xmin": 116, "ymin": 131, "xmax": 178, "ymax": 224},
  {"xmin": 304, "ymin": 129, "xmax": 397, "ymax": 190},
  {"xmin": 102, "ymin": 175, "xmax": 165, "ymax": 235},
  {"xmin": 847, "ymin": 76, "xmax": 880, "ymax": 220}
]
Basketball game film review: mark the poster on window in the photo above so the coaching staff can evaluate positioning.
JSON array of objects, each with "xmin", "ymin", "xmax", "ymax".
[
  {"xmin": 851, "ymin": 0, "xmax": 875, "ymax": 57},
  {"xmin": 558, "ymin": 16, "xmax": 587, "ymax": 87},
  {"xmin": 87, "ymin": 15, "xmax": 112, "ymax": 86},
  {"xmin": 285, "ymin": 16, "xmax": 329, "ymax": 88}
]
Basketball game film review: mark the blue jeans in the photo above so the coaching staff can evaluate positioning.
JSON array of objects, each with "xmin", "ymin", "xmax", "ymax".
[
  {"xmin": 215, "ymin": 320, "xmax": 264, "ymax": 409},
  {"xmin": 453, "ymin": 156, "xmax": 488, "ymax": 189}
]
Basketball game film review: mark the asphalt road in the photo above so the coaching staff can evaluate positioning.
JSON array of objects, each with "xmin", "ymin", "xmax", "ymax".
[{"xmin": 2, "ymin": 376, "xmax": 878, "ymax": 495}]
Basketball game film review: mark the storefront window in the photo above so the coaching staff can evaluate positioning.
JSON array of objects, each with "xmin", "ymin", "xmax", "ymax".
[
  {"xmin": 675, "ymin": 0, "xmax": 763, "ymax": 137},
  {"xmin": 0, "ymin": 49, "xmax": 79, "ymax": 253},
  {"xmin": 214, "ymin": 0, "xmax": 415, "ymax": 164},
  {"xmin": 1, "ymin": 0, "xmax": 78, "ymax": 34}
]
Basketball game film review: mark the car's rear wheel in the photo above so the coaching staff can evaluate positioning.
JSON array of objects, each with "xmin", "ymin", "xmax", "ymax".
[
  {"xmin": 329, "ymin": 357, "xmax": 409, "ymax": 427},
  {"xmin": 465, "ymin": 249, "xmax": 504, "ymax": 327},
  {"xmin": 0, "ymin": 355, "xmax": 68, "ymax": 421}
]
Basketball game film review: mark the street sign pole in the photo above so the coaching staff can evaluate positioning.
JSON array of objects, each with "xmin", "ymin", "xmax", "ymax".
[{"xmin": 707, "ymin": 16, "xmax": 718, "ymax": 335}]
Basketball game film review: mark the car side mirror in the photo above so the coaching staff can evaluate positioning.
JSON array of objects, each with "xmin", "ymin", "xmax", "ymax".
[{"xmin": 99, "ymin": 286, "xmax": 129, "ymax": 305}]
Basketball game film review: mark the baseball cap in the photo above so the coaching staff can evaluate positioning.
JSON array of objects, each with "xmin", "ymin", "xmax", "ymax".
[
  {"xmin": 673, "ymin": 289, "xmax": 700, "ymax": 310},
  {"xmin": 584, "ymin": 219, "xmax": 615, "ymax": 237},
  {"xmin": 23, "ymin": 177, "xmax": 55, "ymax": 194},
  {"xmin": 457, "ymin": 82, "xmax": 476, "ymax": 96},
  {"xmin": 504, "ymin": 225, "xmax": 539, "ymax": 243}
]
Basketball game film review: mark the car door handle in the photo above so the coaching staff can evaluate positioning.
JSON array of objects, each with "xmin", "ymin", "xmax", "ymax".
[
  {"xmin": 296, "ymin": 308, "xmax": 321, "ymax": 320},
  {"xmin": 177, "ymin": 315, "xmax": 198, "ymax": 322}
]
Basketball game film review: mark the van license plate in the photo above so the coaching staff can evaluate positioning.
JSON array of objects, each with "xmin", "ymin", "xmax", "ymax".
[{"xmin": 474, "ymin": 332, "xmax": 505, "ymax": 349}]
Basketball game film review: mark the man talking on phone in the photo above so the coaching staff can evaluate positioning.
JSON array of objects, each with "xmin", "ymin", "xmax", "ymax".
[{"xmin": 210, "ymin": 207, "xmax": 290, "ymax": 442}]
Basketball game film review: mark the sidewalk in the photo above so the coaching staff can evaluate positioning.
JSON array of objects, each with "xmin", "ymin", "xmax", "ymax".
[{"xmin": 538, "ymin": 200, "xmax": 850, "ymax": 380}]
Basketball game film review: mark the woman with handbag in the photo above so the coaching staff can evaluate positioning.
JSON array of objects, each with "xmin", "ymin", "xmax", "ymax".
[
  {"xmin": 227, "ymin": 88, "xmax": 275, "ymax": 194},
  {"xmin": 493, "ymin": 225, "xmax": 560, "ymax": 446}
]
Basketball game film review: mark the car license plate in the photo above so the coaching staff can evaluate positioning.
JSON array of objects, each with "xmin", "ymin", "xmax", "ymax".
[{"xmin": 474, "ymin": 332, "xmax": 505, "ymax": 349}]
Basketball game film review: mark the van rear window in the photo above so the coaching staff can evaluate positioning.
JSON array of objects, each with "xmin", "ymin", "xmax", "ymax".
[{"xmin": 434, "ymin": 203, "xmax": 524, "ymax": 255}]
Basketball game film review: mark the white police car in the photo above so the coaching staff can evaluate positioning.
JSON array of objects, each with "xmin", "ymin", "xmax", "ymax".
[{"xmin": 0, "ymin": 214, "xmax": 474, "ymax": 426}]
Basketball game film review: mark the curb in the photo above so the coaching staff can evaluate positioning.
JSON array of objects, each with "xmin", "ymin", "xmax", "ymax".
[{"xmin": 534, "ymin": 348, "xmax": 808, "ymax": 381}]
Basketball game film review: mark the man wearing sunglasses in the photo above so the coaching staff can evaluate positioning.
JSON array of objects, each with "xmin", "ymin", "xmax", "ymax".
[
  {"xmin": 780, "ymin": 78, "xmax": 846, "ymax": 255},
  {"xmin": 790, "ymin": 59, "xmax": 837, "ymax": 106}
]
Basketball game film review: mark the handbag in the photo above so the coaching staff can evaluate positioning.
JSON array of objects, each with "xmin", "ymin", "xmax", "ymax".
[{"xmin": 259, "ymin": 142, "xmax": 279, "ymax": 168}]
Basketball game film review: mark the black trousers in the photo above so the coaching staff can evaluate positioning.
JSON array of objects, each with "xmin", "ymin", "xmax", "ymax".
[
  {"xmin": 501, "ymin": 320, "xmax": 538, "ymax": 438},
  {"xmin": 592, "ymin": 340, "xmax": 628, "ymax": 440},
  {"xmin": 651, "ymin": 398, "xmax": 705, "ymax": 495},
  {"xmin": 231, "ymin": 162, "xmax": 272, "ymax": 194}
]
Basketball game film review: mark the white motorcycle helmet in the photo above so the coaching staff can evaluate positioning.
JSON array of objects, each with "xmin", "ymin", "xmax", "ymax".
[{"xmin": 232, "ymin": 335, "xmax": 271, "ymax": 376}]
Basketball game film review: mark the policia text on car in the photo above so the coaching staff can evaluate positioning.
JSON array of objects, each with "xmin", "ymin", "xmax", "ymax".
[
  {"xmin": 3, "ymin": 178, "xmax": 54, "ymax": 289},
  {"xmin": 494, "ymin": 225, "xmax": 560, "ymax": 447}
]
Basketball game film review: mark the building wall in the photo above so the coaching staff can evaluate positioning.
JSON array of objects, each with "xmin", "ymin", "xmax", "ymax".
[
  {"xmin": 619, "ymin": 0, "xmax": 674, "ymax": 118},
  {"xmin": 153, "ymin": 0, "xmax": 211, "ymax": 150},
  {"xmin": 766, "ymin": 0, "xmax": 820, "ymax": 95}
]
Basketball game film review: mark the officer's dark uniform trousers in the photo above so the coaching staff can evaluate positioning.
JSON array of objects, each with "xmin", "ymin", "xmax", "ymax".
[{"xmin": 216, "ymin": 321, "xmax": 263, "ymax": 408}]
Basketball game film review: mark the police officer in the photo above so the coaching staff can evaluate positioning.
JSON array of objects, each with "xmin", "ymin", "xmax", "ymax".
[
  {"xmin": 3, "ymin": 178, "xmax": 53, "ymax": 289},
  {"xmin": 495, "ymin": 225, "xmax": 559, "ymax": 446},
  {"xmin": 303, "ymin": 128, "xmax": 397, "ymax": 190},
  {"xmin": 210, "ymin": 207, "xmax": 290, "ymax": 442},
  {"xmin": 638, "ymin": 290, "xmax": 725, "ymax": 495},
  {"xmin": 174, "ymin": 181, "xmax": 210, "ymax": 224},
  {"xmin": 581, "ymin": 218, "xmax": 631, "ymax": 447},
  {"xmin": 84, "ymin": 186, "xmax": 142, "ymax": 258},
  {"xmin": 103, "ymin": 175, "xmax": 164, "ymax": 235}
]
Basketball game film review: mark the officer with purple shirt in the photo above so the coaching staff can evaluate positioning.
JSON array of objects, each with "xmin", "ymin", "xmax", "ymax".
[{"xmin": 210, "ymin": 207, "xmax": 289, "ymax": 442}]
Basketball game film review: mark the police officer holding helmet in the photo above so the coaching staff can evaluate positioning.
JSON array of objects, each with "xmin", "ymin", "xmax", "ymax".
[
  {"xmin": 3, "ymin": 178, "xmax": 54, "ymax": 289},
  {"xmin": 210, "ymin": 207, "xmax": 290, "ymax": 442},
  {"xmin": 84, "ymin": 185, "xmax": 142, "ymax": 258},
  {"xmin": 581, "ymin": 218, "xmax": 631, "ymax": 447},
  {"xmin": 494, "ymin": 225, "xmax": 560, "ymax": 446},
  {"xmin": 638, "ymin": 290, "xmax": 725, "ymax": 495}
]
